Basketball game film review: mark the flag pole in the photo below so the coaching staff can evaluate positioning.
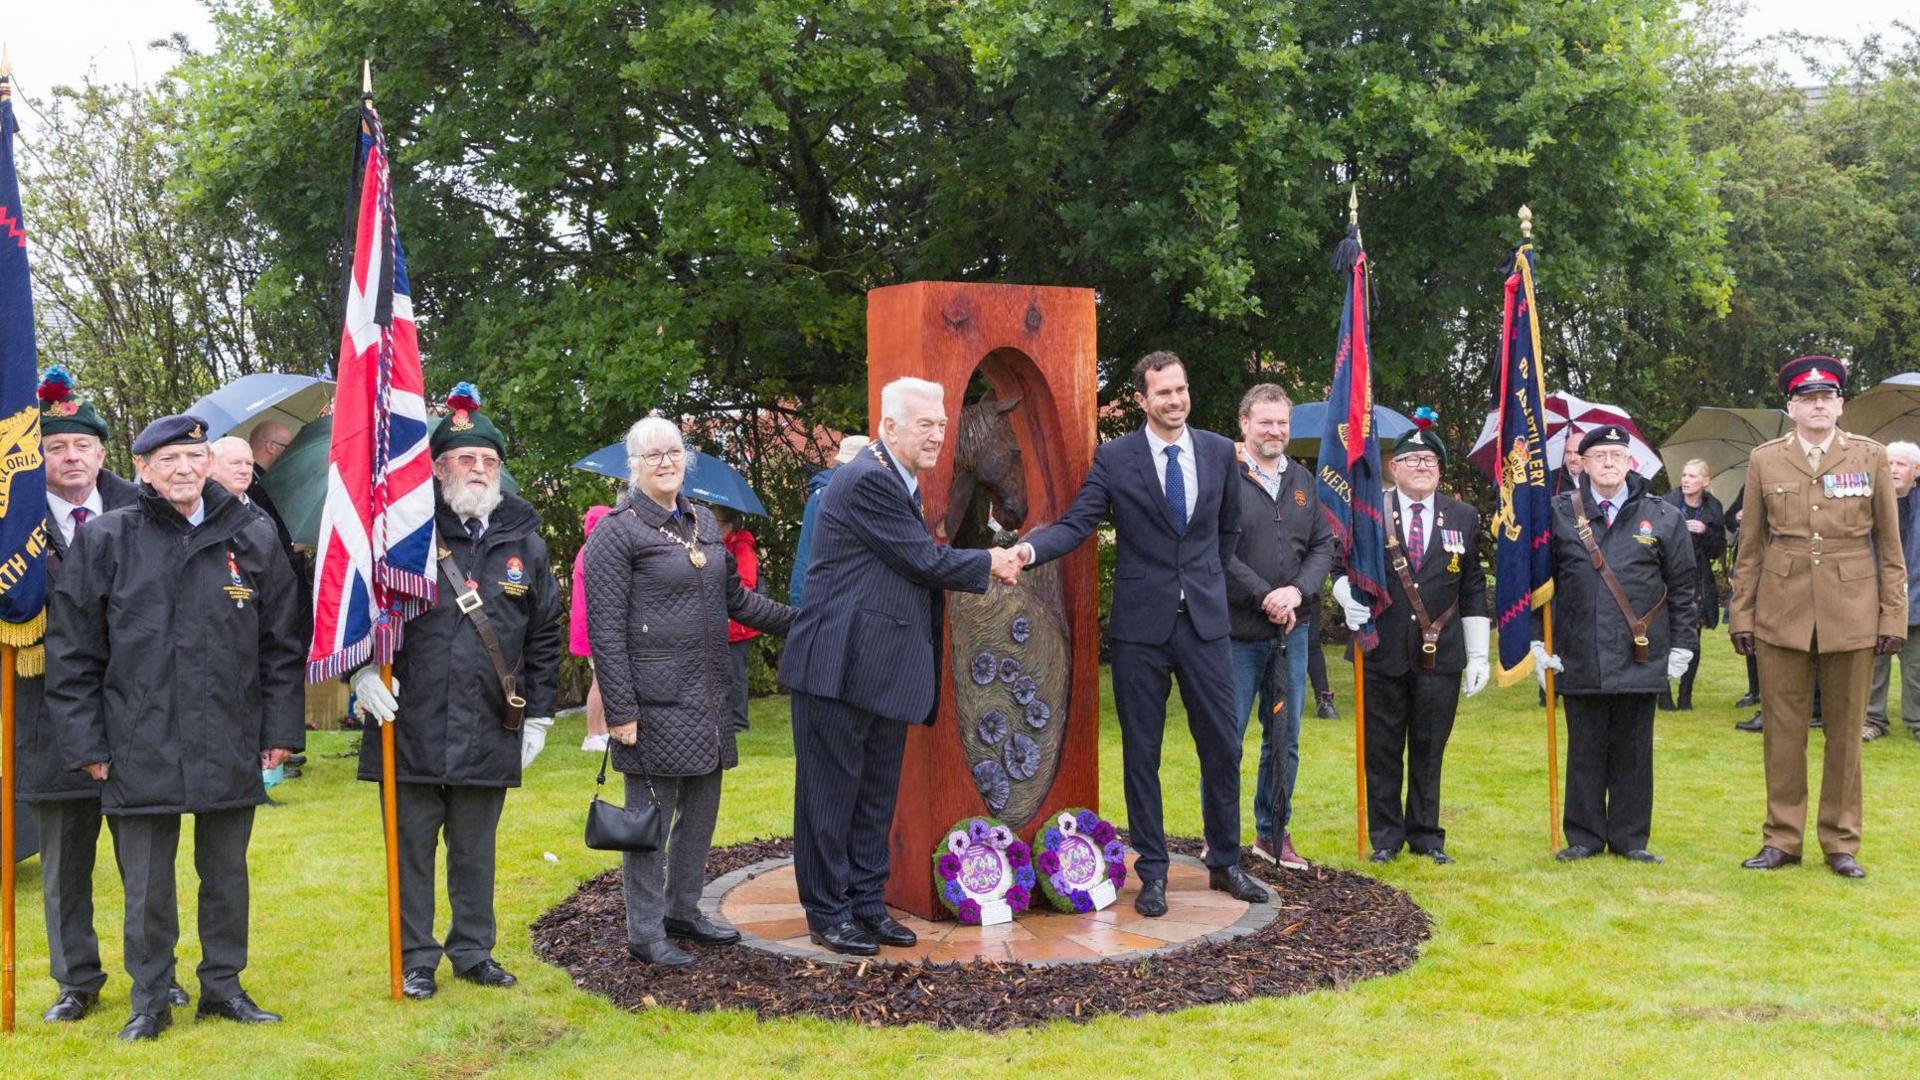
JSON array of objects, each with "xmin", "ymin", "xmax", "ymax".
[
  {"xmin": 3, "ymin": 645, "xmax": 17, "ymax": 1033},
  {"xmin": 1520, "ymin": 205, "xmax": 1565, "ymax": 852},
  {"xmin": 363, "ymin": 58, "xmax": 403, "ymax": 1003},
  {"xmin": 1349, "ymin": 184, "xmax": 1370, "ymax": 861},
  {"xmin": 1, "ymin": 45, "xmax": 20, "ymax": 1036}
]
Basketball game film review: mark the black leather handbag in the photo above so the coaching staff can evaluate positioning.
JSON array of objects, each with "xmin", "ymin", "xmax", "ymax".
[{"xmin": 584, "ymin": 747, "xmax": 665, "ymax": 852}]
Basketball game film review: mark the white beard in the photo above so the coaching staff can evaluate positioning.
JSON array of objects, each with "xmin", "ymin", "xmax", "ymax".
[{"xmin": 442, "ymin": 475, "xmax": 504, "ymax": 521}]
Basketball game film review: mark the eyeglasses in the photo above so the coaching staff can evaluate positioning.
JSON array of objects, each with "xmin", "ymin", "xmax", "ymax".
[
  {"xmin": 1584, "ymin": 450, "xmax": 1630, "ymax": 464},
  {"xmin": 1396, "ymin": 455, "xmax": 1440, "ymax": 470},
  {"xmin": 638, "ymin": 449, "xmax": 685, "ymax": 467},
  {"xmin": 451, "ymin": 452, "xmax": 502, "ymax": 472}
]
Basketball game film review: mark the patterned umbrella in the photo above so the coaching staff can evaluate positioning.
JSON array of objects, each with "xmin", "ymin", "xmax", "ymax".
[
  {"xmin": 1469, "ymin": 390, "xmax": 1661, "ymax": 483},
  {"xmin": 1658, "ymin": 406, "xmax": 1791, "ymax": 507}
]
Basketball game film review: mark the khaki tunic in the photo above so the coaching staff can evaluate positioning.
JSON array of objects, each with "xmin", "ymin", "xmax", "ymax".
[{"xmin": 1729, "ymin": 430, "xmax": 1906, "ymax": 650}]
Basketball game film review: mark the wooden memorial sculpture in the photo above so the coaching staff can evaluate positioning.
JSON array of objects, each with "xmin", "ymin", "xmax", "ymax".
[{"xmin": 866, "ymin": 282, "xmax": 1100, "ymax": 920}]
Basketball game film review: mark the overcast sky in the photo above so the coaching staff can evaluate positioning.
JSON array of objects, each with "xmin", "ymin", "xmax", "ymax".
[{"xmin": 2, "ymin": 0, "xmax": 1914, "ymax": 111}]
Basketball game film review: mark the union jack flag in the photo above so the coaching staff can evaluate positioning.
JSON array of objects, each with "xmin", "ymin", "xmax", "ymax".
[{"xmin": 307, "ymin": 100, "xmax": 436, "ymax": 681}]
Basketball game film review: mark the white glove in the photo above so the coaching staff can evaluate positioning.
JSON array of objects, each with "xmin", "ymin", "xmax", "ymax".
[
  {"xmin": 351, "ymin": 666, "xmax": 399, "ymax": 725},
  {"xmin": 1330, "ymin": 576, "xmax": 1371, "ymax": 632},
  {"xmin": 1530, "ymin": 640, "xmax": 1562, "ymax": 690},
  {"xmin": 1667, "ymin": 649, "xmax": 1693, "ymax": 680},
  {"xmin": 520, "ymin": 716, "xmax": 553, "ymax": 769},
  {"xmin": 1461, "ymin": 616, "xmax": 1491, "ymax": 697}
]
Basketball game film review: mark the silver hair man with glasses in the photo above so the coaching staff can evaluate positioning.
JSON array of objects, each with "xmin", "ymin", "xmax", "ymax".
[
  {"xmin": 778, "ymin": 377, "xmax": 1019, "ymax": 956},
  {"xmin": 349, "ymin": 384, "xmax": 562, "ymax": 1000},
  {"xmin": 1864, "ymin": 439, "xmax": 1920, "ymax": 741}
]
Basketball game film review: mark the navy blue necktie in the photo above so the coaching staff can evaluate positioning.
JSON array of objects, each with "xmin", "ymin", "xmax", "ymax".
[
  {"xmin": 1164, "ymin": 445, "xmax": 1187, "ymax": 533},
  {"xmin": 465, "ymin": 518, "xmax": 484, "ymax": 543}
]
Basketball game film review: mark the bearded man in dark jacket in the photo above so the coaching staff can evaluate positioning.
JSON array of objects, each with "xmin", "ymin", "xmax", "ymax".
[
  {"xmin": 48, "ymin": 414, "xmax": 305, "ymax": 1041},
  {"xmin": 1533, "ymin": 425, "xmax": 1697, "ymax": 865},
  {"xmin": 350, "ymin": 385, "xmax": 562, "ymax": 1001}
]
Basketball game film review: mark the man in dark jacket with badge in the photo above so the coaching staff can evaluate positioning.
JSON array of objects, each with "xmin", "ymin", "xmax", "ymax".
[
  {"xmin": 1532, "ymin": 426, "xmax": 1697, "ymax": 863},
  {"xmin": 350, "ymin": 385, "xmax": 562, "ymax": 999},
  {"xmin": 47, "ymin": 414, "xmax": 305, "ymax": 1041},
  {"xmin": 18, "ymin": 370, "xmax": 159, "ymax": 1024},
  {"xmin": 1331, "ymin": 416, "xmax": 1489, "ymax": 864},
  {"xmin": 1223, "ymin": 384, "xmax": 1333, "ymax": 869}
]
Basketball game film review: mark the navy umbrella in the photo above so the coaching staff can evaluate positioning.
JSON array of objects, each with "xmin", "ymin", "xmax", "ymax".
[
  {"xmin": 187, "ymin": 372, "xmax": 334, "ymax": 441},
  {"xmin": 573, "ymin": 442, "xmax": 768, "ymax": 517},
  {"xmin": 1284, "ymin": 400, "xmax": 1414, "ymax": 460}
]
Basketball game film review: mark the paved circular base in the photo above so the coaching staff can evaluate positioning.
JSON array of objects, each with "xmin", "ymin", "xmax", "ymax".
[{"xmin": 705, "ymin": 851, "xmax": 1274, "ymax": 965}]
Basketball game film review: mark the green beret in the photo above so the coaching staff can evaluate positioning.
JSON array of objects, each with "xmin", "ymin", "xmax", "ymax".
[
  {"xmin": 428, "ymin": 382, "xmax": 507, "ymax": 459},
  {"xmin": 38, "ymin": 367, "xmax": 110, "ymax": 441}
]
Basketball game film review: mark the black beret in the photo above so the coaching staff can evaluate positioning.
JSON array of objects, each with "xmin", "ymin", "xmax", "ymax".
[
  {"xmin": 1577, "ymin": 425, "xmax": 1632, "ymax": 454},
  {"xmin": 1777, "ymin": 355, "xmax": 1847, "ymax": 397},
  {"xmin": 131, "ymin": 414, "xmax": 210, "ymax": 456},
  {"xmin": 1388, "ymin": 425, "xmax": 1448, "ymax": 467}
]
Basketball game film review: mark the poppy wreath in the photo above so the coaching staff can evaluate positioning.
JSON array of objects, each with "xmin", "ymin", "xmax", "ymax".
[
  {"xmin": 932, "ymin": 816, "xmax": 1035, "ymax": 924},
  {"xmin": 1034, "ymin": 808, "xmax": 1127, "ymax": 914}
]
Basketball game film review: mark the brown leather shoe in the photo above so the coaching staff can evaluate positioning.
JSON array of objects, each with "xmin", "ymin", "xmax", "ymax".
[
  {"xmin": 1741, "ymin": 846, "xmax": 1801, "ymax": 870},
  {"xmin": 1825, "ymin": 853, "xmax": 1866, "ymax": 878}
]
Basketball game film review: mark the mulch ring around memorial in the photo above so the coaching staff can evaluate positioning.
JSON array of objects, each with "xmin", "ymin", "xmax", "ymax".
[{"xmin": 531, "ymin": 835, "xmax": 1431, "ymax": 1031}]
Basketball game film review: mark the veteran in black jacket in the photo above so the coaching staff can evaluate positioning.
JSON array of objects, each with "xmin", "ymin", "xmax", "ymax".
[
  {"xmin": 48, "ymin": 415, "xmax": 305, "ymax": 1041},
  {"xmin": 780, "ymin": 378, "xmax": 1013, "ymax": 956},
  {"xmin": 1536, "ymin": 426, "xmax": 1697, "ymax": 863},
  {"xmin": 1222, "ymin": 384, "xmax": 1333, "ymax": 866},
  {"xmin": 1332, "ymin": 421, "xmax": 1490, "ymax": 864},
  {"xmin": 349, "ymin": 389, "xmax": 563, "ymax": 1001},
  {"xmin": 18, "ymin": 375, "xmax": 145, "ymax": 1024}
]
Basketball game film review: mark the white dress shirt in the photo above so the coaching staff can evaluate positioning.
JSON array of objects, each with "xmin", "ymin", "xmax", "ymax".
[
  {"xmin": 47, "ymin": 486, "xmax": 105, "ymax": 546},
  {"xmin": 1144, "ymin": 425, "xmax": 1198, "ymax": 521}
]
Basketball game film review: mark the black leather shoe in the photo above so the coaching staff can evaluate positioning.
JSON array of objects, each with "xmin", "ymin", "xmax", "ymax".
[
  {"xmin": 1208, "ymin": 865, "xmax": 1270, "ymax": 903},
  {"xmin": 1315, "ymin": 691, "xmax": 1339, "ymax": 720},
  {"xmin": 1826, "ymin": 853, "xmax": 1866, "ymax": 878},
  {"xmin": 455, "ymin": 959, "xmax": 518, "ymax": 988},
  {"xmin": 856, "ymin": 914, "xmax": 918, "ymax": 948},
  {"xmin": 1624, "ymin": 849, "xmax": 1663, "ymax": 864},
  {"xmin": 196, "ymin": 992, "xmax": 281, "ymax": 1024},
  {"xmin": 1134, "ymin": 879, "xmax": 1168, "ymax": 917},
  {"xmin": 1556, "ymin": 845, "xmax": 1598, "ymax": 861},
  {"xmin": 1368, "ymin": 849, "xmax": 1397, "ymax": 864},
  {"xmin": 627, "ymin": 939, "xmax": 695, "ymax": 967},
  {"xmin": 1734, "ymin": 712, "xmax": 1763, "ymax": 732},
  {"xmin": 1735, "ymin": 691, "xmax": 1760, "ymax": 708},
  {"xmin": 285, "ymin": 754, "xmax": 307, "ymax": 767},
  {"xmin": 42, "ymin": 990, "xmax": 98, "ymax": 1022},
  {"xmin": 665, "ymin": 916, "xmax": 742, "ymax": 946},
  {"xmin": 119, "ymin": 1009, "xmax": 171, "ymax": 1041},
  {"xmin": 402, "ymin": 968, "xmax": 437, "ymax": 1000},
  {"xmin": 280, "ymin": 766, "xmax": 303, "ymax": 779},
  {"xmin": 1419, "ymin": 849, "xmax": 1455, "ymax": 866},
  {"xmin": 167, "ymin": 980, "xmax": 190, "ymax": 1007},
  {"xmin": 808, "ymin": 922, "xmax": 879, "ymax": 956},
  {"xmin": 1742, "ymin": 846, "xmax": 1801, "ymax": 870}
]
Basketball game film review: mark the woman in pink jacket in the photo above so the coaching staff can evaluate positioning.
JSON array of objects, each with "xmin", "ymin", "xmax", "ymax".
[{"xmin": 572, "ymin": 504, "xmax": 614, "ymax": 751}]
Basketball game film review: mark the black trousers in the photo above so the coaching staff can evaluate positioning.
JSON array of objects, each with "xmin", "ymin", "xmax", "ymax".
[
  {"xmin": 1562, "ymin": 693, "xmax": 1656, "ymax": 854},
  {"xmin": 115, "ymin": 807, "xmax": 255, "ymax": 1015},
  {"xmin": 30, "ymin": 798, "xmax": 118, "ymax": 995},
  {"xmin": 1364, "ymin": 669, "xmax": 1461, "ymax": 854},
  {"xmin": 1108, "ymin": 610, "xmax": 1242, "ymax": 880},
  {"xmin": 1677, "ymin": 644, "xmax": 1705, "ymax": 705},
  {"xmin": 790, "ymin": 692, "xmax": 908, "ymax": 931},
  {"xmin": 391, "ymin": 782, "xmax": 507, "ymax": 974}
]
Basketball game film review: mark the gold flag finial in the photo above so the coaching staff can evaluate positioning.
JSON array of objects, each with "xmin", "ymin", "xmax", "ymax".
[
  {"xmin": 1518, "ymin": 204, "xmax": 1534, "ymax": 240},
  {"xmin": 362, "ymin": 59, "xmax": 373, "ymax": 99},
  {"xmin": 2, "ymin": 43, "xmax": 14, "ymax": 82},
  {"xmin": 1348, "ymin": 183, "xmax": 1359, "ymax": 226}
]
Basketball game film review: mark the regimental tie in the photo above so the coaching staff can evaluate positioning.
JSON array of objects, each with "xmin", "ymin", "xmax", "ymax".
[
  {"xmin": 71, "ymin": 506, "xmax": 92, "ymax": 530},
  {"xmin": 1164, "ymin": 445, "xmax": 1187, "ymax": 533},
  {"xmin": 1408, "ymin": 502, "xmax": 1425, "ymax": 572},
  {"xmin": 1599, "ymin": 499, "xmax": 1616, "ymax": 529},
  {"xmin": 465, "ymin": 518, "xmax": 484, "ymax": 543}
]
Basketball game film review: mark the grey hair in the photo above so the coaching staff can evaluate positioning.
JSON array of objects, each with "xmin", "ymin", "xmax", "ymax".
[
  {"xmin": 880, "ymin": 377, "xmax": 944, "ymax": 423},
  {"xmin": 1887, "ymin": 440, "xmax": 1920, "ymax": 465},
  {"xmin": 624, "ymin": 414, "xmax": 689, "ymax": 485}
]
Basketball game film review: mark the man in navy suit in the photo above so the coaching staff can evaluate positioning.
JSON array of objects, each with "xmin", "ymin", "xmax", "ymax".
[
  {"xmin": 1015, "ymin": 352, "xmax": 1271, "ymax": 916},
  {"xmin": 779, "ymin": 377, "xmax": 1024, "ymax": 955}
]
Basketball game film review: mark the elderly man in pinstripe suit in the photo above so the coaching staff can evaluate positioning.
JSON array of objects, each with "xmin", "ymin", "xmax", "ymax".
[{"xmin": 778, "ymin": 377, "xmax": 1025, "ymax": 955}]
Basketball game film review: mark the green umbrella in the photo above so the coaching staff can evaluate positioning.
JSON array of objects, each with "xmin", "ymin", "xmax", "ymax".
[
  {"xmin": 262, "ymin": 415, "xmax": 519, "ymax": 547},
  {"xmin": 1657, "ymin": 406, "xmax": 1791, "ymax": 507}
]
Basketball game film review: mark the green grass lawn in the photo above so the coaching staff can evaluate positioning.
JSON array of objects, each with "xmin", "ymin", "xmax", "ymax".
[{"xmin": 5, "ymin": 645, "xmax": 1920, "ymax": 1078}]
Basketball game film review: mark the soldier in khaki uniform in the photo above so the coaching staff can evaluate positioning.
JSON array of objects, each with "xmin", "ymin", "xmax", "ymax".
[{"xmin": 1730, "ymin": 356, "xmax": 1907, "ymax": 879}]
